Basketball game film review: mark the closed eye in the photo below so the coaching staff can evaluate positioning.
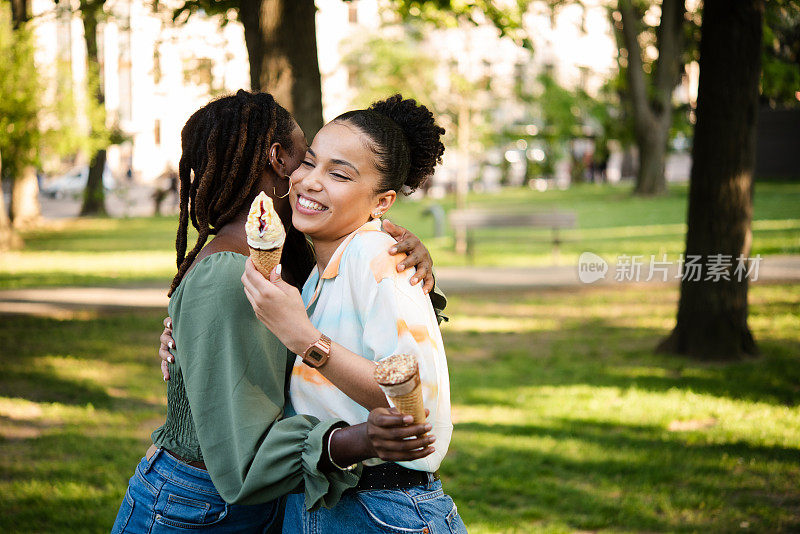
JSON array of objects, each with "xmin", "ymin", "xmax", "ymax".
[
  {"xmin": 332, "ymin": 173, "xmax": 351, "ymax": 180},
  {"xmin": 301, "ymin": 160, "xmax": 315, "ymax": 167}
]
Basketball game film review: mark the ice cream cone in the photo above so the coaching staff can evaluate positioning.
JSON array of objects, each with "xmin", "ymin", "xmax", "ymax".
[
  {"xmin": 375, "ymin": 354, "xmax": 427, "ymax": 426},
  {"xmin": 249, "ymin": 246, "xmax": 283, "ymax": 277},
  {"xmin": 387, "ymin": 378, "xmax": 426, "ymax": 425},
  {"xmin": 245, "ymin": 191, "xmax": 286, "ymax": 276}
]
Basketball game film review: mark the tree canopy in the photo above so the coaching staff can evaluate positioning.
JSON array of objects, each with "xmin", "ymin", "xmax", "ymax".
[{"xmin": 0, "ymin": 5, "xmax": 40, "ymax": 182}]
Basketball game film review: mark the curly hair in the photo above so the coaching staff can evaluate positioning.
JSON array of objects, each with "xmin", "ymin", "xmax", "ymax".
[
  {"xmin": 168, "ymin": 89, "xmax": 314, "ymax": 296},
  {"xmin": 333, "ymin": 94, "xmax": 445, "ymax": 193}
]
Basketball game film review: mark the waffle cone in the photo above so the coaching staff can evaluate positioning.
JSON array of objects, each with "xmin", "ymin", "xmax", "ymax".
[
  {"xmin": 249, "ymin": 246, "xmax": 283, "ymax": 277},
  {"xmin": 387, "ymin": 380, "xmax": 427, "ymax": 426}
]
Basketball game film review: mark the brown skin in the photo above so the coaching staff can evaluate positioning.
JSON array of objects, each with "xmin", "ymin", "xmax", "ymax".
[
  {"xmin": 382, "ymin": 218, "xmax": 435, "ymax": 293},
  {"xmin": 330, "ymin": 408, "xmax": 433, "ymax": 467}
]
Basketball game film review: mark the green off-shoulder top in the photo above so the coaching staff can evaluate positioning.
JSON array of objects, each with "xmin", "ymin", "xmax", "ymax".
[{"xmin": 150, "ymin": 251, "xmax": 360, "ymax": 511}]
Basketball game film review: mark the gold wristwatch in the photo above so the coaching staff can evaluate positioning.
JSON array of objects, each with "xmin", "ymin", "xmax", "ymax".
[{"xmin": 301, "ymin": 333, "xmax": 331, "ymax": 368}]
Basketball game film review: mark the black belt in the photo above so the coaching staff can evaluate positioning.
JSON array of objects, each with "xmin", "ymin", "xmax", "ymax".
[{"xmin": 350, "ymin": 462, "xmax": 439, "ymax": 492}]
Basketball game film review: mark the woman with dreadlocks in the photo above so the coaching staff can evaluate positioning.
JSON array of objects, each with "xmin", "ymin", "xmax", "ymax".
[{"xmin": 111, "ymin": 90, "xmax": 441, "ymax": 534}]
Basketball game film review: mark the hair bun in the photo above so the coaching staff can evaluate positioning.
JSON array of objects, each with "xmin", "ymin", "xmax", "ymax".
[{"xmin": 369, "ymin": 95, "xmax": 445, "ymax": 190}]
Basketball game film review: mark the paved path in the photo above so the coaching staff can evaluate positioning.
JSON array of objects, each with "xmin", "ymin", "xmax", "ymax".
[
  {"xmin": 436, "ymin": 255, "xmax": 800, "ymax": 292},
  {"xmin": 2, "ymin": 256, "xmax": 799, "ymax": 316},
  {"xmin": 33, "ymin": 186, "xmax": 172, "ymax": 219}
]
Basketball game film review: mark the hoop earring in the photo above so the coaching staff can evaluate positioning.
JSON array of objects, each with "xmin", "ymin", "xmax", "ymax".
[{"xmin": 273, "ymin": 175, "xmax": 292, "ymax": 199}]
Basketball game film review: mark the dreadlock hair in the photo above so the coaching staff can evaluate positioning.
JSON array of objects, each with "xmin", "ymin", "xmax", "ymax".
[{"xmin": 168, "ymin": 89, "xmax": 314, "ymax": 296}]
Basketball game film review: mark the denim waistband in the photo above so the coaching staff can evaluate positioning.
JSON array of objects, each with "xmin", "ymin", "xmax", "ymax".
[{"xmin": 142, "ymin": 448, "xmax": 218, "ymax": 496}]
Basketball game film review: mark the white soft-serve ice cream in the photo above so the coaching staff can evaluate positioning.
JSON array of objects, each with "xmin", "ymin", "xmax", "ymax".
[
  {"xmin": 245, "ymin": 192, "xmax": 286, "ymax": 276},
  {"xmin": 246, "ymin": 191, "xmax": 286, "ymax": 250}
]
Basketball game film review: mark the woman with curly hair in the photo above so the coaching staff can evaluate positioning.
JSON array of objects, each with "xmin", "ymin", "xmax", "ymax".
[{"xmin": 241, "ymin": 94, "xmax": 467, "ymax": 533}]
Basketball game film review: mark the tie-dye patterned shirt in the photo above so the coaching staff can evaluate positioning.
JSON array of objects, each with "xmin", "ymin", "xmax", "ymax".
[{"xmin": 290, "ymin": 219, "xmax": 453, "ymax": 473}]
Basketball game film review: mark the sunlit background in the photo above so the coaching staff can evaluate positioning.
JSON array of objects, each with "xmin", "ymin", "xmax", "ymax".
[{"xmin": 1, "ymin": 1, "xmax": 799, "ymax": 532}]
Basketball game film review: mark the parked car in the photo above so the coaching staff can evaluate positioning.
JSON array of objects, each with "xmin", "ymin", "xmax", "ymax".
[{"xmin": 41, "ymin": 165, "xmax": 114, "ymax": 199}]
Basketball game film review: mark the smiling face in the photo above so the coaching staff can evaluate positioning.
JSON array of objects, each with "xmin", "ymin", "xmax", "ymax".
[{"xmin": 288, "ymin": 121, "xmax": 396, "ymax": 244}]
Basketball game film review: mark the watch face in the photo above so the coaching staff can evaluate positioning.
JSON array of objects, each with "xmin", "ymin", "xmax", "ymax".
[{"xmin": 303, "ymin": 335, "xmax": 330, "ymax": 368}]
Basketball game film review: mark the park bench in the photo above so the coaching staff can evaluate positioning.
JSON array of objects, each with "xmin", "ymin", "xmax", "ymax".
[{"xmin": 448, "ymin": 209, "xmax": 577, "ymax": 262}]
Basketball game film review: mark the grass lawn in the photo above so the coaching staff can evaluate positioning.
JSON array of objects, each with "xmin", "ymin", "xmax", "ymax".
[
  {"xmin": 1, "ymin": 182, "xmax": 798, "ymax": 289},
  {"xmin": 1, "ymin": 282, "xmax": 799, "ymax": 532}
]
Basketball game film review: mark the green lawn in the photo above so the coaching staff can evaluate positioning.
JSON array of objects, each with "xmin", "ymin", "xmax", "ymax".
[
  {"xmin": 2, "ymin": 182, "xmax": 799, "ymax": 289},
  {"xmin": 1, "ymin": 282, "xmax": 799, "ymax": 532},
  {"xmin": 395, "ymin": 181, "xmax": 800, "ymax": 267}
]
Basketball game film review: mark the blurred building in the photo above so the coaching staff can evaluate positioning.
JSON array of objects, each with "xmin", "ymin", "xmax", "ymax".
[
  {"xmin": 318, "ymin": 0, "xmax": 619, "ymax": 111},
  {"xmin": 318, "ymin": 0, "xmax": 623, "ymax": 193},
  {"xmin": 29, "ymin": 0, "xmax": 652, "ymax": 186},
  {"xmin": 31, "ymin": 0, "xmax": 248, "ymax": 183}
]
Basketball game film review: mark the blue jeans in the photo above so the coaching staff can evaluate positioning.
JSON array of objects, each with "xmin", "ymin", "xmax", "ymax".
[
  {"xmin": 111, "ymin": 448, "xmax": 278, "ymax": 533},
  {"xmin": 282, "ymin": 478, "xmax": 467, "ymax": 534}
]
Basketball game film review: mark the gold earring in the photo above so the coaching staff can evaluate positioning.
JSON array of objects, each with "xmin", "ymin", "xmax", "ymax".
[{"xmin": 273, "ymin": 175, "xmax": 292, "ymax": 199}]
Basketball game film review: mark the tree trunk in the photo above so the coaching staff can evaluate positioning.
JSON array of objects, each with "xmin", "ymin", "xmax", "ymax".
[
  {"xmin": 657, "ymin": 0, "xmax": 763, "ymax": 360},
  {"xmin": 79, "ymin": 0, "xmax": 108, "ymax": 216},
  {"xmin": 618, "ymin": 0, "xmax": 685, "ymax": 196},
  {"xmin": 0, "ymin": 188, "xmax": 20, "ymax": 250},
  {"xmin": 9, "ymin": 0, "xmax": 29, "ymax": 29},
  {"xmin": 0, "ymin": 150, "xmax": 23, "ymax": 250},
  {"xmin": 239, "ymin": 0, "xmax": 324, "ymax": 137},
  {"xmin": 633, "ymin": 116, "xmax": 669, "ymax": 195},
  {"xmin": 10, "ymin": 166, "xmax": 40, "ymax": 228},
  {"xmin": 81, "ymin": 149, "xmax": 108, "ymax": 216},
  {"xmin": 569, "ymin": 147, "xmax": 586, "ymax": 184},
  {"xmin": 620, "ymin": 145, "xmax": 636, "ymax": 180}
]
